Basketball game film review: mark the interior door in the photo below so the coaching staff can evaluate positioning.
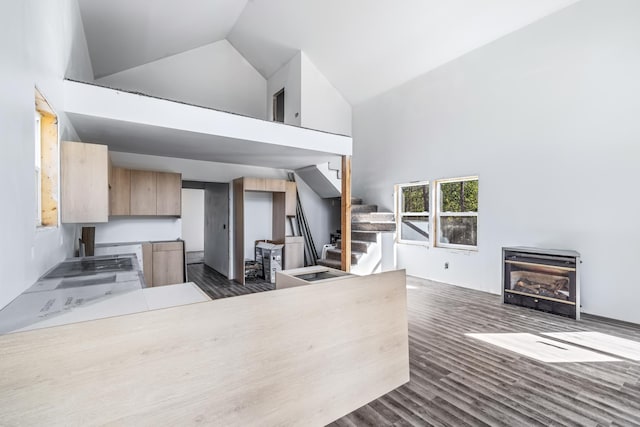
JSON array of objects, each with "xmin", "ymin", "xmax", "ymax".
[{"xmin": 204, "ymin": 183, "xmax": 230, "ymax": 277}]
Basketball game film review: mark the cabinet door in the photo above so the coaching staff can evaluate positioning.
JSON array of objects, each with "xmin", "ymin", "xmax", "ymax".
[
  {"xmin": 61, "ymin": 141, "xmax": 109, "ymax": 223},
  {"xmin": 130, "ymin": 171, "xmax": 157, "ymax": 215},
  {"xmin": 152, "ymin": 242, "xmax": 184, "ymax": 286},
  {"xmin": 142, "ymin": 242, "xmax": 153, "ymax": 287},
  {"xmin": 284, "ymin": 236, "xmax": 304, "ymax": 269},
  {"xmin": 109, "ymin": 167, "xmax": 131, "ymax": 216},
  {"xmin": 285, "ymin": 181, "xmax": 297, "ymax": 216},
  {"xmin": 156, "ymin": 172, "xmax": 182, "ymax": 216}
]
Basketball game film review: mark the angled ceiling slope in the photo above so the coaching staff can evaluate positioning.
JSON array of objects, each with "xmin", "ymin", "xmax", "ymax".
[
  {"xmin": 228, "ymin": 0, "xmax": 581, "ymax": 104},
  {"xmin": 78, "ymin": 0, "xmax": 582, "ymax": 105},
  {"xmin": 78, "ymin": 0, "xmax": 248, "ymax": 78}
]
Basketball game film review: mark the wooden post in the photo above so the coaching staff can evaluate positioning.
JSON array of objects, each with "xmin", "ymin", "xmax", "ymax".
[{"xmin": 341, "ymin": 156, "xmax": 352, "ymax": 272}]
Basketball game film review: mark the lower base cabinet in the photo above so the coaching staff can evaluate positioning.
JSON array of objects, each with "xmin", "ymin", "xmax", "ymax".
[{"xmin": 149, "ymin": 241, "xmax": 185, "ymax": 287}]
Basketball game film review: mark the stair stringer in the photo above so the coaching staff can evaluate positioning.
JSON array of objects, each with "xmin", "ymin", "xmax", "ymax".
[
  {"xmin": 350, "ymin": 232, "xmax": 397, "ymax": 275},
  {"xmin": 350, "ymin": 232, "xmax": 382, "ymax": 275},
  {"xmin": 295, "ymin": 163, "xmax": 341, "ymax": 198}
]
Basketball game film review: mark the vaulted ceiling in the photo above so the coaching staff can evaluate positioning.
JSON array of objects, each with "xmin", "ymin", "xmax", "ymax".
[
  {"xmin": 78, "ymin": 0, "xmax": 581, "ymax": 104},
  {"xmin": 78, "ymin": 0, "xmax": 248, "ymax": 78}
]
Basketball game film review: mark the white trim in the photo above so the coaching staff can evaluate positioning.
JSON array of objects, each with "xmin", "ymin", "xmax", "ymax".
[
  {"xmin": 439, "ymin": 212, "xmax": 478, "ymax": 217},
  {"xmin": 435, "ymin": 176, "xmax": 479, "ymax": 250},
  {"xmin": 35, "ymin": 111, "xmax": 42, "ymax": 227},
  {"xmin": 395, "ymin": 181, "xmax": 430, "ymax": 246}
]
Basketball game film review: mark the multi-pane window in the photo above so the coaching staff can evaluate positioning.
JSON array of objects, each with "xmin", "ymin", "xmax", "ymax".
[
  {"xmin": 436, "ymin": 177, "xmax": 478, "ymax": 249},
  {"xmin": 396, "ymin": 182, "xmax": 429, "ymax": 244}
]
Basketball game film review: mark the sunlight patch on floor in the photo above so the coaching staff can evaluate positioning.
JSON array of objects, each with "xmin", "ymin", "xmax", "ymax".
[
  {"xmin": 544, "ymin": 331, "xmax": 640, "ymax": 361},
  {"xmin": 466, "ymin": 332, "xmax": 622, "ymax": 363}
]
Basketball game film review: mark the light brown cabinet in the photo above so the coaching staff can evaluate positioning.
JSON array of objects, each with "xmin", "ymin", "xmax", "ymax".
[
  {"xmin": 285, "ymin": 181, "xmax": 297, "ymax": 216},
  {"xmin": 61, "ymin": 141, "xmax": 109, "ymax": 223},
  {"xmin": 152, "ymin": 241, "xmax": 184, "ymax": 286},
  {"xmin": 156, "ymin": 172, "xmax": 181, "ymax": 216},
  {"xmin": 109, "ymin": 167, "xmax": 131, "ymax": 215},
  {"xmin": 232, "ymin": 177, "xmax": 297, "ymax": 284},
  {"xmin": 110, "ymin": 168, "xmax": 181, "ymax": 217},
  {"xmin": 130, "ymin": 170, "xmax": 157, "ymax": 215}
]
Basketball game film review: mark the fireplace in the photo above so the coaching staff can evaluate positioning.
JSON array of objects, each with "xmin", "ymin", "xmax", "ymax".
[{"xmin": 502, "ymin": 247, "xmax": 581, "ymax": 319}]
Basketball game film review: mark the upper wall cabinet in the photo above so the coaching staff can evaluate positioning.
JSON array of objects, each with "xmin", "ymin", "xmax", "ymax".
[
  {"xmin": 110, "ymin": 167, "xmax": 182, "ymax": 217},
  {"xmin": 156, "ymin": 172, "xmax": 181, "ymax": 216},
  {"xmin": 285, "ymin": 181, "xmax": 297, "ymax": 217},
  {"xmin": 61, "ymin": 141, "xmax": 109, "ymax": 223},
  {"xmin": 109, "ymin": 167, "xmax": 131, "ymax": 216},
  {"xmin": 130, "ymin": 170, "xmax": 157, "ymax": 216}
]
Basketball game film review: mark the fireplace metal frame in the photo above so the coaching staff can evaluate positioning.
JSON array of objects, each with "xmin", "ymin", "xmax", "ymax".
[{"xmin": 502, "ymin": 246, "xmax": 581, "ymax": 320}]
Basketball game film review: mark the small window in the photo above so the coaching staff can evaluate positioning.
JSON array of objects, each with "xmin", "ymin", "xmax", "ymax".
[
  {"xmin": 436, "ymin": 177, "xmax": 478, "ymax": 249},
  {"xmin": 396, "ymin": 182, "xmax": 430, "ymax": 244},
  {"xmin": 35, "ymin": 88, "xmax": 59, "ymax": 228}
]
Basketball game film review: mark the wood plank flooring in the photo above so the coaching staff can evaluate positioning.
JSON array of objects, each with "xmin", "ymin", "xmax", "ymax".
[
  {"xmin": 187, "ymin": 263, "xmax": 273, "ymax": 300},
  {"xmin": 331, "ymin": 276, "xmax": 640, "ymax": 427},
  {"xmin": 188, "ymin": 266, "xmax": 640, "ymax": 426}
]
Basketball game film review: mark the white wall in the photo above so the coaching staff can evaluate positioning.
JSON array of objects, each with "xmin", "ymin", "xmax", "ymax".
[
  {"xmin": 244, "ymin": 192, "xmax": 273, "ymax": 260},
  {"xmin": 352, "ymin": 0, "xmax": 640, "ymax": 324},
  {"xmin": 267, "ymin": 53, "xmax": 302, "ymax": 127},
  {"xmin": 266, "ymin": 51, "xmax": 352, "ymax": 136},
  {"xmin": 97, "ymin": 40, "xmax": 267, "ymax": 119},
  {"xmin": 94, "ymin": 218, "xmax": 182, "ymax": 244},
  {"xmin": 301, "ymin": 53, "xmax": 352, "ymax": 136},
  {"xmin": 0, "ymin": 0, "xmax": 94, "ymax": 309},
  {"xmin": 294, "ymin": 174, "xmax": 341, "ymax": 256},
  {"xmin": 181, "ymin": 189, "xmax": 205, "ymax": 252}
]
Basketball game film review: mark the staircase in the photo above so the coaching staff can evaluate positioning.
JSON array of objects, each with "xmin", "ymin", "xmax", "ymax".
[{"xmin": 318, "ymin": 198, "xmax": 396, "ymax": 275}]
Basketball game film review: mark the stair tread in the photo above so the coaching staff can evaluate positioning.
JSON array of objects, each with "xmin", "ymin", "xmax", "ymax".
[
  {"xmin": 352, "ymin": 222, "xmax": 397, "ymax": 232},
  {"xmin": 352, "ymin": 222, "xmax": 396, "ymax": 225},
  {"xmin": 326, "ymin": 248, "xmax": 364, "ymax": 258},
  {"xmin": 351, "ymin": 204, "xmax": 378, "ymax": 213},
  {"xmin": 337, "ymin": 239, "xmax": 373, "ymax": 244},
  {"xmin": 352, "ymin": 211, "xmax": 393, "ymax": 215}
]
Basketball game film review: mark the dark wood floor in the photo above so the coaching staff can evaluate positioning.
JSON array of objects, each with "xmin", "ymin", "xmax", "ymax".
[
  {"xmin": 188, "ymin": 265, "xmax": 640, "ymax": 426},
  {"xmin": 332, "ymin": 276, "xmax": 640, "ymax": 427},
  {"xmin": 187, "ymin": 263, "xmax": 273, "ymax": 300}
]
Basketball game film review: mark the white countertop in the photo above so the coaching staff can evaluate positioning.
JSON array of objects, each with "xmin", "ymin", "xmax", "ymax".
[{"xmin": 12, "ymin": 283, "xmax": 211, "ymax": 334}]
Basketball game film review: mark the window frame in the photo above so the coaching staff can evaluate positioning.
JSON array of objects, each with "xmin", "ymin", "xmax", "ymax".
[
  {"xmin": 395, "ymin": 180, "xmax": 431, "ymax": 246},
  {"xmin": 435, "ymin": 176, "xmax": 479, "ymax": 251},
  {"xmin": 35, "ymin": 87, "xmax": 59, "ymax": 229},
  {"xmin": 35, "ymin": 111, "xmax": 43, "ymax": 226}
]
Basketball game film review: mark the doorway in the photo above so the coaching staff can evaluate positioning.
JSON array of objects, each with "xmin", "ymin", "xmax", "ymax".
[
  {"xmin": 181, "ymin": 182, "xmax": 230, "ymax": 277},
  {"xmin": 273, "ymin": 88, "xmax": 285, "ymax": 123},
  {"xmin": 182, "ymin": 188, "xmax": 205, "ymax": 264}
]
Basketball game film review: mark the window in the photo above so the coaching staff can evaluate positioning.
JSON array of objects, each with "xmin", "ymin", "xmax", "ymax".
[
  {"xmin": 35, "ymin": 88, "xmax": 59, "ymax": 228},
  {"xmin": 396, "ymin": 182, "xmax": 429, "ymax": 244},
  {"xmin": 35, "ymin": 111, "xmax": 42, "ymax": 226},
  {"xmin": 436, "ymin": 177, "xmax": 478, "ymax": 249}
]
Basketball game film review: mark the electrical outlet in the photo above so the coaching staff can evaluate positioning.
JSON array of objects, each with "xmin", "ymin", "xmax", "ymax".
[{"xmin": 444, "ymin": 262, "xmax": 449, "ymax": 269}]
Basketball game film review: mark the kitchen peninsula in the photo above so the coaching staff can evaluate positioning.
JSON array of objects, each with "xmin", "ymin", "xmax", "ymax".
[{"xmin": 0, "ymin": 269, "xmax": 408, "ymax": 425}]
